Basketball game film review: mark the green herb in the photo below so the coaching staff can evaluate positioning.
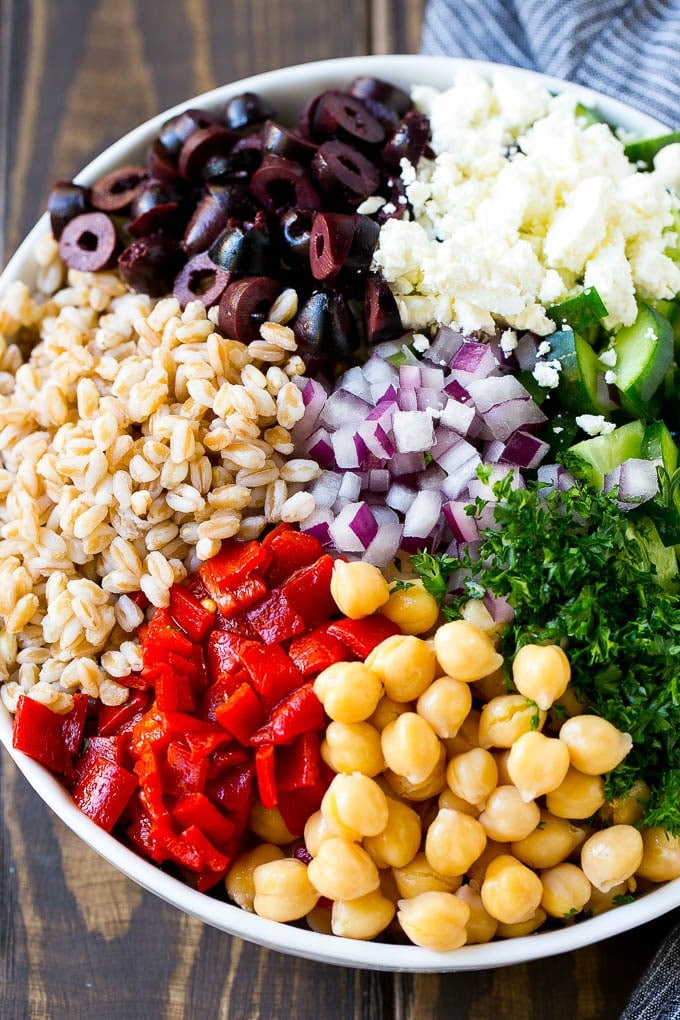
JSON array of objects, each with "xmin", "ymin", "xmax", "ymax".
[
  {"xmin": 390, "ymin": 579, "xmax": 415, "ymax": 594},
  {"xmin": 562, "ymin": 907, "xmax": 580, "ymax": 920},
  {"xmin": 409, "ymin": 550, "xmax": 457, "ymax": 605},
  {"xmin": 611, "ymin": 893, "xmax": 636, "ymax": 906},
  {"xmin": 446, "ymin": 478, "xmax": 680, "ymax": 834},
  {"xmin": 423, "ymin": 451, "xmax": 434, "ymax": 467}
]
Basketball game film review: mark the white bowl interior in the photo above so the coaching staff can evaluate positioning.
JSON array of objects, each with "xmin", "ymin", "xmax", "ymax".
[{"xmin": 1, "ymin": 53, "xmax": 678, "ymax": 972}]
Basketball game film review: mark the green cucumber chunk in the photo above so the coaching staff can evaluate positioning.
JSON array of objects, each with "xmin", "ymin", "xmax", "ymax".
[
  {"xmin": 548, "ymin": 328, "xmax": 612, "ymax": 415},
  {"xmin": 569, "ymin": 420, "xmax": 645, "ymax": 489},
  {"xmin": 641, "ymin": 421, "xmax": 679, "ymax": 473},
  {"xmin": 623, "ymin": 131, "xmax": 680, "ymax": 168},
  {"xmin": 612, "ymin": 303, "xmax": 674, "ymax": 418},
  {"xmin": 547, "ymin": 287, "xmax": 608, "ymax": 333}
]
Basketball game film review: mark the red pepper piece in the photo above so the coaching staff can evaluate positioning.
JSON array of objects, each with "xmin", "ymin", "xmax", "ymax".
[
  {"xmin": 71, "ymin": 752, "xmax": 138, "ymax": 832},
  {"xmin": 98, "ymin": 690, "xmax": 151, "ymax": 737},
  {"xmin": 184, "ymin": 727, "xmax": 230, "ymax": 761},
  {"xmin": 276, "ymin": 730, "xmax": 321, "ymax": 792},
  {"xmin": 134, "ymin": 751, "xmax": 171, "ymax": 824},
  {"xmin": 84, "ymin": 735, "xmax": 126, "ymax": 764},
  {"xmin": 255, "ymin": 743, "xmax": 278, "ymax": 808},
  {"xmin": 161, "ymin": 831, "xmax": 204, "ymax": 872},
  {"xmin": 277, "ymin": 778, "xmax": 328, "ymax": 838},
  {"xmin": 198, "ymin": 539, "xmax": 271, "ymax": 601},
  {"xmin": 168, "ymin": 584, "xmax": 216, "ymax": 642},
  {"xmin": 181, "ymin": 825, "xmax": 230, "ymax": 872},
  {"xmin": 212, "ymin": 609, "xmax": 258, "ymax": 639},
  {"xmin": 155, "ymin": 666, "xmax": 196, "ymax": 714},
  {"xmin": 213, "ymin": 576, "xmax": 268, "ymax": 619},
  {"xmin": 245, "ymin": 586, "xmax": 306, "ymax": 644},
  {"xmin": 288, "ymin": 625, "xmax": 351, "ymax": 676},
  {"xmin": 326, "ymin": 614, "xmax": 401, "ymax": 657},
  {"xmin": 207, "ymin": 761, "xmax": 255, "ymax": 816},
  {"xmin": 263, "ymin": 526, "xmax": 324, "ymax": 587},
  {"xmin": 61, "ymin": 693, "xmax": 89, "ymax": 754},
  {"xmin": 12, "ymin": 695, "xmax": 71, "ymax": 775},
  {"xmin": 207, "ymin": 745, "xmax": 250, "ymax": 779},
  {"xmin": 163, "ymin": 740, "xmax": 209, "ymax": 797},
  {"xmin": 238, "ymin": 642, "xmax": 304, "ymax": 710},
  {"xmin": 250, "ymin": 682, "xmax": 326, "ymax": 746},
  {"xmin": 171, "ymin": 792, "xmax": 236, "ymax": 846},
  {"xmin": 206, "ymin": 630, "xmax": 258, "ymax": 682},
  {"xmin": 281, "ymin": 555, "xmax": 336, "ymax": 629},
  {"xmin": 198, "ymin": 673, "xmax": 247, "ymax": 723},
  {"xmin": 141, "ymin": 609, "xmax": 194, "ymax": 658},
  {"xmin": 121, "ymin": 671, "xmax": 151, "ymax": 691},
  {"xmin": 214, "ymin": 682, "xmax": 265, "ymax": 745},
  {"xmin": 126, "ymin": 809, "xmax": 170, "ymax": 864},
  {"xmin": 189, "ymin": 644, "xmax": 210, "ymax": 695}
]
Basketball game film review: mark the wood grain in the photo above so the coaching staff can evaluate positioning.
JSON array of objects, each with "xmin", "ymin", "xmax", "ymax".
[{"xmin": 1, "ymin": 2, "xmax": 680, "ymax": 1018}]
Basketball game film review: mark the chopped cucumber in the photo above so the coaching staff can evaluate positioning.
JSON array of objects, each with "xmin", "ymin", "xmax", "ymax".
[
  {"xmin": 611, "ymin": 303, "xmax": 674, "ymax": 419},
  {"xmin": 574, "ymin": 102, "xmax": 605, "ymax": 127},
  {"xmin": 548, "ymin": 328, "xmax": 613, "ymax": 415},
  {"xmin": 569, "ymin": 420, "xmax": 645, "ymax": 489},
  {"xmin": 629, "ymin": 516, "xmax": 679, "ymax": 588},
  {"xmin": 642, "ymin": 420, "xmax": 679, "ymax": 474},
  {"xmin": 547, "ymin": 287, "xmax": 608, "ymax": 333},
  {"xmin": 543, "ymin": 411, "xmax": 580, "ymax": 457},
  {"xmin": 623, "ymin": 131, "xmax": 680, "ymax": 168}
]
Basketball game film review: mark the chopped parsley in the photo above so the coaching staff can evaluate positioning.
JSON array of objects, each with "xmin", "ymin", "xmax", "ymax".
[{"xmin": 409, "ymin": 550, "xmax": 457, "ymax": 605}]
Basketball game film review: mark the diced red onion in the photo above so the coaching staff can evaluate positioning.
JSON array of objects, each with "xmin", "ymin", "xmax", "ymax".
[
  {"xmin": 330, "ymin": 501, "xmax": 378, "ymax": 552},
  {"xmin": 309, "ymin": 469, "xmax": 343, "ymax": 507},
  {"xmin": 307, "ymin": 427, "xmax": 333, "ymax": 466},
  {"xmin": 337, "ymin": 365, "xmax": 374, "ymax": 402},
  {"xmin": 514, "ymin": 333, "xmax": 539, "ymax": 370},
  {"xmin": 363, "ymin": 522, "xmax": 403, "ymax": 568},
  {"xmin": 480, "ymin": 398, "xmax": 547, "ymax": 442},
  {"xmin": 443, "ymin": 501, "xmax": 480, "ymax": 543},
  {"xmin": 397, "ymin": 387, "xmax": 419, "ymax": 412},
  {"xmin": 468, "ymin": 464, "xmax": 524, "ymax": 502},
  {"xmin": 300, "ymin": 508, "xmax": 333, "ymax": 546},
  {"xmin": 501, "ymin": 430, "xmax": 551, "ymax": 470},
  {"xmin": 416, "ymin": 387, "xmax": 445, "ymax": 412},
  {"xmin": 449, "ymin": 340, "xmax": 498, "ymax": 379},
  {"xmin": 399, "ymin": 364, "xmax": 422, "ymax": 388},
  {"xmin": 390, "ymin": 451, "xmax": 426, "ymax": 476},
  {"xmin": 483, "ymin": 591, "xmax": 515, "ymax": 624},
  {"xmin": 392, "ymin": 410, "xmax": 435, "ymax": 453},
  {"xmin": 422, "ymin": 326, "xmax": 464, "ymax": 367},
  {"xmin": 320, "ymin": 389, "xmax": 373, "ymax": 430},
  {"xmin": 604, "ymin": 458, "xmax": 659, "ymax": 506},
  {"xmin": 356, "ymin": 419, "xmax": 395, "ymax": 459},
  {"xmin": 403, "ymin": 489, "xmax": 442, "ymax": 539},
  {"xmin": 386, "ymin": 480, "xmax": 417, "ymax": 513},
  {"xmin": 366, "ymin": 468, "xmax": 391, "ymax": 492},
  {"xmin": 439, "ymin": 398, "xmax": 476, "ymax": 435},
  {"xmin": 333, "ymin": 472, "xmax": 362, "ymax": 511}
]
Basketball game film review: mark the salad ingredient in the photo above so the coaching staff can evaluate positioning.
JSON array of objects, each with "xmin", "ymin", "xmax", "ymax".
[
  {"xmin": 252, "ymin": 857, "xmax": 319, "ymax": 922},
  {"xmin": 558, "ymin": 716, "xmax": 633, "ymax": 776},
  {"xmin": 313, "ymin": 661, "xmax": 384, "ymax": 723},
  {"xmin": 434, "ymin": 620, "xmax": 503, "ymax": 683},
  {"xmin": 306, "ymin": 837, "xmax": 380, "ymax": 900},
  {"xmin": 539, "ymin": 862, "xmax": 592, "ymax": 919},
  {"xmin": 511, "ymin": 644, "xmax": 571, "ymax": 711},
  {"xmin": 329, "ymin": 559, "xmax": 390, "ymax": 618},
  {"xmin": 636, "ymin": 828, "xmax": 680, "ymax": 883},
  {"xmin": 330, "ymin": 889, "xmax": 396, "ymax": 942},
  {"xmin": 365, "ymin": 634, "xmax": 436, "ymax": 701},
  {"xmin": 580, "ymin": 825, "xmax": 644, "ymax": 893},
  {"xmin": 480, "ymin": 854, "xmax": 544, "ymax": 926},
  {"xmin": 506, "ymin": 731, "xmax": 571, "ymax": 803},
  {"xmin": 396, "ymin": 891, "xmax": 470, "ymax": 951}
]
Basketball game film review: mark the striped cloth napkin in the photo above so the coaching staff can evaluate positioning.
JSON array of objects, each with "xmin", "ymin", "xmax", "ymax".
[
  {"xmin": 420, "ymin": 0, "xmax": 680, "ymax": 128},
  {"xmin": 419, "ymin": 2, "xmax": 680, "ymax": 1016}
]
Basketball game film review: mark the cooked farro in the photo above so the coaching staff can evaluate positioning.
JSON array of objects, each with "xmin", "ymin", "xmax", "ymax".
[{"xmin": 0, "ymin": 250, "xmax": 319, "ymax": 712}]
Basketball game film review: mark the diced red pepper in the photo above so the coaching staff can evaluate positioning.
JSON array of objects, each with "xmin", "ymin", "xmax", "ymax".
[
  {"xmin": 121, "ymin": 671, "xmax": 151, "ymax": 691},
  {"xmin": 255, "ymin": 743, "xmax": 278, "ymax": 808},
  {"xmin": 281, "ymin": 555, "xmax": 336, "ymax": 629},
  {"xmin": 250, "ymin": 682, "xmax": 326, "ymax": 746},
  {"xmin": 276, "ymin": 731, "xmax": 321, "ymax": 792},
  {"xmin": 183, "ymin": 726, "xmax": 230, "ymax": 761},
  {"xmin": 168, "ymin": 584, "xmax": 216, "ymax": 642},
  {"xmin": 206, "ymin": 630, "xmax": 257, "ymax": 682},
  {"xmin": 163, "ymin": 740, "xmax": 209, "ymax": 797},
  {"xmin": 326, "ymin": 614, "xmax": 401, "ymax": 657},
  {"xmin": 238, "ymin": 642, "xmax": 304, "ymax": 710},
  {"xmin": 179, "ymin": 824, "xmax": 230, "ymax": 873},
  {"xmin": 84, "ymin": 735, "xmax": 126, "ymax": 764},
  {"xmin": 134, "ymin": 751, "xmax": 171, "ymax": 824},
  {"xmin": 277, "ymin": 778, "xmax": 328, "ymax": 838},
  {"xmin": 207, "ymin": 761, "xmax": 255, "ymax": 816},
  {"xmin": 214, "ymin": 682, "xmax": 264, "ymax": 745},
  {"xmin": 140, "ymin": 610, "xmax": 193, "ymax": 659},
  {"xmin": 155, "ymin": 666, "xmax": 196, "ymax": 714},
  {"xmin": 98, "ymin": 690, "xmax": 151, "ymax": 737},
  {"xmin": 245, "ymin": 587, "xmax": 306, "ymax": 644},
  {"xmin": 263, "ymin": 525, "xmax": 324, "ymax": 587},
  {"xmin": 126, "ymin": 808, "xmax": 170, "ymax": 864},
  {"xmin": 161, "ymin": 831, "xmax": 204, "ymax": 872},
  {"xmin": 213, "ymin": 576, "xmax": 269, "ymax": 618},
  {"xmin": 207, "ymin": 745, "xmax": 250, "ymax": 779},
  {"xmin": 288, "ymin": 625, "xmax": 351, "ymax": 676},
  {"xmin": 189, "ymin": 644, "xmax": 209, "ymax": 695},
  {"xmin": 71, "ymin": 752, "xmax": 138, "ymax": 832},
  {"xmin": 198, "ymin": 673, "xmax": 247, "ymax": 723},
  {"xmin": 171, "ymin": 792, "xmax": 236, "ymax": 846},
  {"xmin": 61, "ymin": 693, "xmax": 89, "ymax": 754},
  {"xmin": 198, "ymin": 538, "xmax": 271, "ymax": 590},
  {"xmin": 12, "ymin": 695, "xmax": 71, "ymax": 775}
]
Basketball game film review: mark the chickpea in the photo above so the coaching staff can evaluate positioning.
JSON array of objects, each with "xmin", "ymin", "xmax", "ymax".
[
  {"xmin": 511, "ymin": 810, "xmax": 586, "ymax": 870},
  {"xmin": 466, "ymin": 840, "xmax": 511, "ymax": 891},
  {"xmin": 249, "ymin": 801, "xmax": 296, "ymax": 845},
  {"xmin": 365, "ymin": 634, "xmax": 436, "ymax": 702},
  {"xmin": 495, "ymin": 907, "xmax": 547, "ymax": 939},
  {"xmin": 380, "ymin": 579, "xmax": 439, "ymax": 635},
  {"xmin": 580, "ymin": 824, "xmax": 644, "ymax": 893},
  {"xmin": 455, "ymin": 884, "xmax": 499, "ymax": 944},
  {"xmin": 252, "ymin": 858, "xmax": 319, "ymax": 922},
  {"xmin": 539, "ymin": 862, "xmax": 591, "ymax": 919},
  {"xmin": 587, "ymin": 880, "xmax": 635, "ymax": 916},
  {"xmin": 425, "ymin": 808, "xmax": 488, "ymax": 877},
  {"xmin": 545, "ymin": 767, "xmax": 606, "ymax": 819},
  {"xmin": 321, "ymin": 720, "xmax": 385, "ymax": 776},
  {"xmin": 506, "ymin": 730, "xmax": 570, "ymax": 802},
  {"xmin": 433, "ymin": 619, "xmax": 503, "ymax": 682},
  {"xmin": 478, "ymin": 695, "xmax": 546, "ymax": 750},
  {"xmin": 320, "ymin": 772, "xmax": 389, "ymax": 840},
  {"xmin": 417, "ymin": 676, "xmax": 472, "ymax": 739},
  {"xmin": 381, "ymin": 712, "xmax": 442, "ymax": 785},
  {"xmin": 384, "ymin": 746, "xmax": 448, "ymax": 801},
  {"xmin": 307, "ymin": 837, "xmax": 380, "ymax": 901},
  {"xmin": 397, "ymin": 891, "xmax": 471, "ymax": 951},
  {"xmin": 558, "ymin": 715, "xmax": 632, "ymax": 775},
  {"xmin": 225, "ymin": 844, "xmax": 285, "ymax": 911},
  {"xmin": 303, "ymin": 810, "xmax": 335, "ymax": 857},
  {"xmin": 480, "ymin": 854, "xmax": 543, "ymax": 925},
  {"xmin": 363, "ymin": 797, "xmax": 422, "ymax": 869},
  {"xmin": 478, "ymin": 786, "xmax": 541, "ymax": 843},
  {"xmin": 446, "ymin": 747, "xmax": 498, "ymax": 808},
  {"xmin": 547, "ymin": 684, "xmax": 586, "ymax": 731},
  {"xmin": 599, "ymin": 779, "xmax": 650, "ymax": 827},
  {"xmin": 306, "ymin": 903, "xmax": 333, "ymax": 934},
  {"xmin": 392, "ymin": 851, "xmax": 461, "ymax": 899},
  {"xmin": 331, "ymin": 889, "xmax": 396, "ymax": 940},
  {"xmin": 636, "ymin": 827, "xmax": 680, "ymax": 883},
  {"xmin": 472, "ymin": 668, "xmax": 508, "ymax": 704},
  {"xmin": 438, "ymin": 787, "xmax": 481, "ymax": 818},
  {"xmin": 443, "ymin": 708, "xmax": 481, "ymax": 756},
  {"xmin": 369, "ymin": 695, "xmax": 411, "ymax": 733},
  {"xmin": 511, "ymin": 643, "xmax": 570, "ymax": 710},
  {"xmin": 314, "ymin": 661, "xmax": 382, "ymax": 723},
  {"xmin": 330, "ymin": 559, "xmax": 390, "ymax": 619},
  {"xmin": 460, "ymin": 597, "xmax": 497, "ymax": 633}
]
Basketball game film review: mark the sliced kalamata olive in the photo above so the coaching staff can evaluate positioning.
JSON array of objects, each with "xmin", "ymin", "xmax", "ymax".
[
  {"xmin": 312, "ymin": 91, "xmax": 385, "ymax": 146},
  {"xmin": 217, "ymin": 276, "xmax": 281, "ymax": 343},
  {"xmin": 279, "ymin": 208, "xmax": 314, "ymax": 264},
  {"xmin": 58, "ymin": 212, "xmax": 118, "ymax": 271},
  {"xmin": 158, "ymin": 109, "xmax": 222, "ymax": 160},
  {"xmin": 118, "ymin": 233, "xmax": 186, "ymax": 297},
  {"xmin": 90, "ymin": 166, "xmax": 149, "ymax": 212},
  {"xmin": 173, "ymin": 252, "xmax": 230, "ymax": 309},
  {"xmin": 224, "ymin": 92, "xmax": 277, "ymax": 131},
  {"xmin": 261, "ymin": 121, "xmax": 317, "ymax": 164},
  {"xmin": 292, "ymin": 289, "xmax": 360, "ymax": 361},
  {"xmin": 249, "ymin": 154, "xmax": 321, "ymax": 216},
  {"xmin": 181, "ymin": 193, "xmax": 231, "ymax": 256},
  {"xmin": 297, "ymin": 92, "xmax": 327, "ymax": 141},
  {"xmin": 177, "ymin": 126, "xmax": 238, "ymax": 181},
  {"xmin": 348, "ymin": 76, "xmax": 413, "ymax": 128},
  {"xmin": 201, "ymin": 146, "xmax": 262, "ymax": 183},
  {"xmin": 209, "ymin": 220, "xmax": 278, "ymax": 276},
  {"xmin": 382, "ymin": 110, "xmax": 432, "ymax": 171},
  {"xmin": 146, "ymin": 138, "xmax": 180, "ymax": 181},
  {"xmin": 364, "ymin": 272, "xmax": 403, "ymax": 344},
  {"xmin": 47, "ymin": 180, "xmax": 91, "ymax": 239},
  {"xmin": 127, "ymin": 180, "xmax": 185, "ymax": 237},
  {"xmin": 311, "ymin": 141, "xmax": 381, "ymax": 207},
  {"xmin": 309, "ymin": 212, "xmax": 379, "ymax": 281}
]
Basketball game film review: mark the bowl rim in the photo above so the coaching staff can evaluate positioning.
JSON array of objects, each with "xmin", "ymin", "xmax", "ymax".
[{"xmin": 1, "ymin": 52, "xmax": 679, "ymax": 973}]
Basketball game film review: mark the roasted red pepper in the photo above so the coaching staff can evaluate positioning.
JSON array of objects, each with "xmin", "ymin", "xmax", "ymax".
[
  {"xmin": 254, "ymin": 743, "xmax": 278, "ymax": 808},
  {"xmin": 281, "ymin": 555, "xmax": 336, "ymax": 629},
  {"xmin": 263, "ymin": 525, "xmax": 324, "ymax": 587},
  {"xmin": 288, "ymin": 626, "xmax": 351, "ymax": 676},
  {"xmin": 171, "ymin": 792, "xmax": 236, "ymax": 845},
  {"xmin": 71, "ymin": 752, "xmax": 138, "ymax": 832},
  {"xmin": 250, "ymin": 682, "xmax": 326, "ymax": 746},
  {"xmin": 13, "ymin": 695, "xmax": 78, "ymax": 775},
  {"xmin": 214, "ymin": 682, "xmax": 265, "ymax": 745},
  {"xmin": 326, "ymin": 614, "xmax": 401, "ymax": 657},
  {"xmin": 238, "ymin": 642, "xmax": 304, "ymax": 709},
  {"xmin": 168, "ymin": 584, "xmax": 216, "ymax": 642}
]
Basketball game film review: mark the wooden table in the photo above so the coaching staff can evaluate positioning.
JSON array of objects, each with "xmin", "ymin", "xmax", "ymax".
[{"xmin": 1, "ymin": 2, "xmax": 678, "ymax": 1017}]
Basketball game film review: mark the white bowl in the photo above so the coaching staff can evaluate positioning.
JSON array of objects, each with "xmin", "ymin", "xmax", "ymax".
[{"xmin": 1, "ymin": 54, "xmax": 678, "ymax": 972}]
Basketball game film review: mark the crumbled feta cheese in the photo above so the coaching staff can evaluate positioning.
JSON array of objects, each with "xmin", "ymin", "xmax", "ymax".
[
  {"xmin": 412, "ymin": 332, "xmax": 430, "ymax": 352},
  {"xmin": 356, "ymin": 195, "xmax": 386, "ymax": 215},
  {"xmin": 537, "ymin": 341, "xmax": 551, "ymax": 357},
  {"xmin": 599, "ymin": 347, "xmax": 617, "ymax": 367},
  {"xmin": 575, "ymin": 414, "xmax": 616, "ymax": 436},
  {"xmin": 500, "ymin": 329, "xmax": 518, "ymax": 354},
  {"xmin": 653, "ymin": 142, "xmax": 680, "ymax": 192},
  {"xmin": 533, "ymin": 360, "xmax": 562, "ymax": 388},
  {"xmin": 605, "ymin": 370, "xmax": 617, "ymax": 384}
]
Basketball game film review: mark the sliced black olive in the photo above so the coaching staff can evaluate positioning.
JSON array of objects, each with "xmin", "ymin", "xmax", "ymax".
[
  {"xmin": 217, "ymin": 276, "xmax": 281, "ymax": 343},
  {"xmin": 47, "ymin": 181, "xmax": 91, "ymax": 239},
  {"xmin": 118, "ymin": 233, "xmax": 186, "ymax": 297},
  {"xmin": 261, "ymin": 121, "xmax": 318, "ymax": 164},
  {"xmin": 177, "ymin": 126, "xmax": 238, "ymax": 182},
  {"xmin": 158, "ymin": 109, "xmax": 222, "ymax": 159},
  {"xmin": 311, "ymin": 141, "xmax": 381, "ymax": 207},
  {"xmin": 173, "ymin": 252, "xmax": 230, "ymax": 309},
  {"xmin": 382, "ymin": 110, "xmax": 432, "ymax": 171},
  {"xmin": 224, "ymin": 92, "xmax": 277, "ymax": 131},
  {"xmin": 90, "ymin": 166, "xmax": 149, "ymax": 213},
  {"xmin": 249, "ymin": 154, "xmax": 321, "ymax": 216},
  {"xmin": 309, "ymin": 212, "xmax": 379, "ymax": 281},
  {"xmin": 312, "ymin": 91, "xmax": 385, "ymax": 146},
  {"xmin": 58, "ymin": 212, "xmax": 118, "ymax": 271},
  {"xmin": 127, "ymin": 180, "xmax": 185, "ymax": 237},
  {"xmin": 278, "ymin": 208, "xmax": 314, "ymax": 265},
  {"xmin": 364, "ymin": 272, "xmax": 403, "ymax": 344},
  {"xmin": 292, "ymin": 289, "xmax": 360, "ymax": 361},
  {"xmin": 348, "ymin": 76, "xmax": 413, "ymax": 128},
  {"xmin": 209, "ymin": 220, "xmax": 278, "ymax": 276}
]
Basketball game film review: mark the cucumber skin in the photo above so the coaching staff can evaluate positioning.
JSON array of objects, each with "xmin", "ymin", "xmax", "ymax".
[
  {"xmin": 613, "ymin": 304, "xmax": 674, "ymax": 418},
  {"xmin": 570, "ymin": 420, "xmax": 645, "ymax": 489}
]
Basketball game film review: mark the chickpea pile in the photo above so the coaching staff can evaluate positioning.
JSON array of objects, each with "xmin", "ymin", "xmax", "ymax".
[{"xmin": 225, "ymin": 561, "xmax": 680, "ymax": 951}]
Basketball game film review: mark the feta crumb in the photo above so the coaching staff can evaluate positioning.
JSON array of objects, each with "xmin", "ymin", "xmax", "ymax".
[
  {"xmin": 604, "ymin": 370, "xmax": 617, "ymax": 384},
  {"xmin": 537, "ymin": 340, "xmax": 551, "ymax": 357},
  {"xmin": 412, "ymin": 332, "xmax": 430, "ymax": 352},
  {"xmin": 356, "ymin": 195, "xmax": 386, "ymax": 215},
  {"xmin": 575, "ymin": 414, "xmax": 616, "ymax": 436},
  {"xmin": 382, "ymin": 202, "xmax": 397, "ymax": 215},
  {"xmin": 553, "ymin": 426, "xmax": 564, "ymax": 434},
  {"xmin": 533, "ymin": 359, "xmax": 562, "ymax": 388},
  {"xmin": 500, "ymin": 329, "xmax": 518, "ymax": 354},
  {"xmin": 599, "ymin": 347, "xmax": 617, "ymax": 366}
]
